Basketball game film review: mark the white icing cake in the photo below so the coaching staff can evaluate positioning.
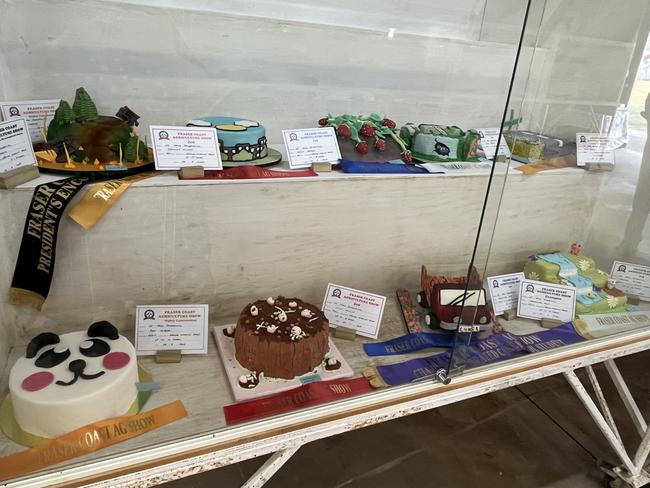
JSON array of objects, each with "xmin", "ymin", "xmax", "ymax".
[{"xmin": 8, "ymin": 321, "xmax": 138, "ymax": 438}]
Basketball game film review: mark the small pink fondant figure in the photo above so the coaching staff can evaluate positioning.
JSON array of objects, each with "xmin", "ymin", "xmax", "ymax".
[{"xmin": 570, "ymin": 243, "xmax": 582, "ymax": 255}]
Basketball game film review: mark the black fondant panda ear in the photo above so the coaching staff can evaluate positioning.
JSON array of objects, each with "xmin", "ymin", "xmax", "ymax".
[
  {"xmin": 26, "ymin": 332, "xmax": 60, "ymax": 359},
  {"xmin": 87, "ymin": 321, "xmax": 119, "ymax": 340}
]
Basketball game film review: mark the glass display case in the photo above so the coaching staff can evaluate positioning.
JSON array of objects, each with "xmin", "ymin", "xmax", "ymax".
[{"xmin": 0, "ymin": 0, "xmax": 649, "ymax": 486}]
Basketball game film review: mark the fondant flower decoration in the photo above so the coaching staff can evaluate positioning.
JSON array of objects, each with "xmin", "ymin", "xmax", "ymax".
[{"xmin": 606, "ymin": 295, "xmax": 618, "ymax": 308}]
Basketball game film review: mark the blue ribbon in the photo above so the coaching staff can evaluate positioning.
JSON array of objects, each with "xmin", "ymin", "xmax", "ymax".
[
  {"xmin": 363, "ymin": 332, "xmax": 458, "ymax": 356},
  {"xmin": 370, "ymin": 323, "xmax": 584, "ymax": 386},
  {"xmin": 339, "ymin": 160, "xmax": 431, "ymax": 174}
]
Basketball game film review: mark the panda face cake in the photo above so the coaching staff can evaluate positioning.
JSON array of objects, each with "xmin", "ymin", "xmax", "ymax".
[{"xmin": 8, "ymin": 321, "xmax": 138, "ymax": 438}]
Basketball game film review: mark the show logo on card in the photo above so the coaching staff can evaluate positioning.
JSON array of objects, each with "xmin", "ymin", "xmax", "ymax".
[
  {"xmin": 576, "ymin": 133, "xmax": 614, "ymax": 167},
  {"xmin": 322, "ymin": 283, "xmax": 386, "ymax": 339},
  {"xmin": 150, "ymin": 125, "xmax": 222, "ymax": 170},
  {"xmin": 0, "ymin": 99, "xmax": 59, "ymax": 144},
  {"xmin": 282, "ymin": 127, "xmax": 341, "ymax": 169},
  {"xmin": 0, "ymin": 117, "xmax": 37, "ymax": 174},
  {"xmin": 611, "ymin": 261, "xmax": 650, "ymax": 301},
  {"xmin": 475, "ymin": 127, "xmax": 511, "ymax": 160},
  {"xmin": 517, "ymin": 279, "xmax": 576, "ymax": 323},
  {"xmin": 487, "ymin": 272, "xmax": 524, "ymax": 315},
  {"xmin": 135, "ymin": 304, "xmax": 209, "ymax": 355}
]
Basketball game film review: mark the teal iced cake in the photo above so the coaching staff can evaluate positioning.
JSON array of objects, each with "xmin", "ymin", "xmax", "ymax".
[{"xmin": 187, "ymin": 116, "xmax": 282, "ymax": 167}]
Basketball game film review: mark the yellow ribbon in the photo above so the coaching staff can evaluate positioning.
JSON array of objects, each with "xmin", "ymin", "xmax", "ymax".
[
  {"xmin": 68, "ymin": 172, "xmax": 157, "ymax": 230},
  {"xmin": 0, "ymin": 400, "xmax": 187, "ymax": 481}
]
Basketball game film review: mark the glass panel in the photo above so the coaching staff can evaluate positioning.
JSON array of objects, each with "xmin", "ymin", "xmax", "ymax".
[
  {"xmin": 448, "ymin": 0, "xmax": 650, "ymax": 376},
  {"xmin": 0, "ymin": 0, "xmax": 531, "ymax": 482}
]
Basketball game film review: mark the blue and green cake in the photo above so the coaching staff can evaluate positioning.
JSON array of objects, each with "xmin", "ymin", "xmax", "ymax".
[
  {"xmin": 187, "ymin": 117, "xmax": 282, "ymax": 167},
  {"xmin": 524, "ymin": 252, "xmax": 627, "ymax": 315}
]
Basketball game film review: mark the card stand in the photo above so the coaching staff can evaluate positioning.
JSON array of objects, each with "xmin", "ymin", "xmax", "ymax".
[
  {"xmin": 585, "ymin": 162, "xmax": 614, "ymax": 172},
  {"xmin": 333, "ymin": 325, "xmax": 357, "ymax": 341},
  {"xmin": 503, "ymin": 308, "xmax": 518, "ymax": 321},
  {"xmin": 627, "ymin": 295, "xmax": 641, "ymax": 306},
  {"xmin": 540, "ymin": 318, "xmax": 564, "ymax": 329},
  {"xmin": 177, "ymin": 166, "xmax": 205, "ymax": 179},
  {"xmin": 311, "ymin": 162, "xmax": 332, "ymax": 172},
  {"xmin": 0, "ymin": 165, "xmax": 40, "ymax": 189},
  {"xmin": 154, "ymin": 350, "xmax": 182, "ymax": 364}
]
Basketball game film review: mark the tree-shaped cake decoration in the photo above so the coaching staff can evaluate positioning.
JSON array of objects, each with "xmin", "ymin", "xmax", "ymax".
[
  {"xmin": 54, "ymin": 100, "xmax": 75, "ymax": 125},
  {"xmin": 72, "ymin": 87, "xmax": 98, "ymax": 122},
  {"xmin": 39, "ymin": 87, "xmax": 150, "ymax": 170}
]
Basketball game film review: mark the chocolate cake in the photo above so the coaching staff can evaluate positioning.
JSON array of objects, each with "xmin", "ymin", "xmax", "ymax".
[{"xmin": 234, "ymin": 296, "xmax": 330, "ymax": 379}]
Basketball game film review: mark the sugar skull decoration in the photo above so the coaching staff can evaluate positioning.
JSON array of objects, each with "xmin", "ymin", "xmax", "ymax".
[{"xmin": 8, "ymin": 321, "xmax": 139, "ymax": 438}]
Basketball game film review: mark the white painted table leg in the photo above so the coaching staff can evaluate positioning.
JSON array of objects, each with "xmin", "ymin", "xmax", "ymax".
[
  {"xmin": 632, "ymin": 427, "xmax": 650, "ymax": 477},
  {"xmin": 241, "ymin": 446, "xmax": 301, "ymax": 488},
  {"xmin": 605, "ymin": 359, "xmax": 647, "ymax": 438},
  {"xmin": 564, "ymin": 370, "xmax": 636, "ymax": 474},
  {"xmin": 585, "ymin": 365, "xmax": 622, "ymax": 444}
]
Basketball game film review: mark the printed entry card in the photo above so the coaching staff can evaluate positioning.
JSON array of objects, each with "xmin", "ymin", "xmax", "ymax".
[
  {"xmin": 135, "ymin": 304, "xmax": 209, "ymax": 355},
  {"xmin": 611, "ymin": 261, "xmax": 650, "ymax": 301},
  {"xmin": 517, "ymin": 279, "xmax": 576, "ymax": 323},
  {"xmin": 475, "ymin": 127, "xmax": 511, "ymax": 160},
  {"xmin": 150, "ymin": 125, "xmax": 222, "ymax": 170},
  {"xmin": 0, "ymin": 99, "xmax": 59, "ymax": 144},
  {"xmin": 322, "ymin": 283, "xmax": 386, "ymax": 339},
  {"xmin": 576, "ymin": 133, "xmax": 613, "ymax": 167},
  {"xmin": 282, "ymin": 127, "xmax": 341, "ymax": 169},
  {"xmin": 487, "ymin": 272, "xmax": 524, "ymax": 315},
  {"xmin": 0, "ymin": 118, "xmax": 37, "ymax": 174}
]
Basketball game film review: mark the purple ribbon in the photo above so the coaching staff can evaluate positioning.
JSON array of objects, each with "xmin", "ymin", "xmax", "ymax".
[{"xmin": 372, "ymin": 323, "xmax": 583, "ymax": 386}]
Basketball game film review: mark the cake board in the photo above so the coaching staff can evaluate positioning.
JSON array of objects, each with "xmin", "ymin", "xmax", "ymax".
[{"xmin": 213, "ymin": 325, "xmax": 353, "ymax": 402}]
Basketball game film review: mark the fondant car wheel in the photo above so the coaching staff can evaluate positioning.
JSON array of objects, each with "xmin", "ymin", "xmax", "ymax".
[
  {"xmin": 417, "ymin": 291, "xmax": 428, "ymax": 308},
  {"xmin": 425, "ymin": 313, "xmax": 439, "ymax": 328},
  {"xmin": 479, "ymin": 315, "xmax": 488, "ymax": 324}
]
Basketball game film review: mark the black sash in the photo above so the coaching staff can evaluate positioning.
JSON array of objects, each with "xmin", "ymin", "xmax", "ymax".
[{"xmin": 9, "ymin": 177, "xmax": 96, "ymax": 309}]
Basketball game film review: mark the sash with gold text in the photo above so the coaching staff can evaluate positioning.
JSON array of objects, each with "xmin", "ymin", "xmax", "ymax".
[
  {"xmin": 0, "ymin": 400, "xmax": 187, "ymax": 481},
  {"xmin": 224, "ymin": 377, "xmax": 372, "ymax": 425},
  {"xmin": 9, "ymin": 176, "xmax": 96, "ymax": 309}
]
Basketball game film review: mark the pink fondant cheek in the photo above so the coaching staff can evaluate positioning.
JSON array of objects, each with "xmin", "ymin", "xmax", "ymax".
[
  {"xmin": 102, "ymin": 352, "xmax": 131, "ymax": 370},
  {"xmin": 21, "ymin": 371, "xmax": 54, "ymax": 392}
]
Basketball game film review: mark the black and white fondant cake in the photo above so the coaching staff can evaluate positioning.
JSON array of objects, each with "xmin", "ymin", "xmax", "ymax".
[{"xmin": 8, "ymin": 321, "xmax": 138, "ymax": 438}]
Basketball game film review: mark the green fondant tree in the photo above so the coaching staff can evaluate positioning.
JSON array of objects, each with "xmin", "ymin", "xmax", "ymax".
[
  {"xmin": 72, "ymin": 87, "xmax": 98, "ymax": 122},
  {"xmin": 123, "ymin": 135, "xmax": 147, "ymax": 162},
  {"xmin": 53, "ymin": 100, "xmax": 75, "ymax": 125}
]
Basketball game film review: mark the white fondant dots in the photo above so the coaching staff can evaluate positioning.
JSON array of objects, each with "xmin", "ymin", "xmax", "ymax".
[{"xmin": 266, "ymin": 297, "xmax": 275, "ymax": 305}]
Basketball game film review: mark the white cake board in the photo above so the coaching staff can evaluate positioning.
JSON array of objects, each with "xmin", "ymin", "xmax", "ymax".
[{"xmin": 213, "ymin": 325, "xmax": 353, "ymax": 402}]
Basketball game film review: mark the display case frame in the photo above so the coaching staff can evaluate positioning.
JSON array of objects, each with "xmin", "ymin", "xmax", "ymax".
[{"xmin": 1, "ymin": 0, "xmax": 650, "ymax": 486}]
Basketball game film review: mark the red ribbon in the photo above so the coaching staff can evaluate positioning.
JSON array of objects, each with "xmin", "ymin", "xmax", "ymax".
[
  {"xmin": 224, "ymin": 377, "xmax": 373, "ymax": 425},
  {"xmin": 178, "ymin": 165, "xmax": 317, "ymax": 180}
]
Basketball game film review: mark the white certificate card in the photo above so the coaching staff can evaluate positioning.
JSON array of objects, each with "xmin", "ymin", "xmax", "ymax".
[
  {"xmin": 475, "ymin": 127, "xmax": 511, "ymax": 160},
  {"xmin": 322, "ymin": 283, "xmax": 386, "ymax": 339},
  {"xmin": 135, "ymin": 304, "xmax": 209, "ymax": 355},
  {"xmin": 0, "ymin": 118, "xmax": 37, "ymax": 173},
  {"xmin": 487, "ymin": 272, "xmax": 524, "ymax": 315},
  {"xmin": 611, "ymin": 261, "xmax": 650, "ymax": 301},
  {"xmin": 150, "ymin": 125, "xmax": 222, "ymax": 170},
  {"xmin": 0, "ymin": 99, "xmax": 59, "ymax": 144},
  {"xmin": 282, "ymin": 127, "xmax": 341, "ymax": 169},
  {"xmin": 576, "ymin": 133, "xmax": 613, "ymax": 167},
  {"xmin": 517, "ymin": 279, "xmax": 576, "ymax": 323}
]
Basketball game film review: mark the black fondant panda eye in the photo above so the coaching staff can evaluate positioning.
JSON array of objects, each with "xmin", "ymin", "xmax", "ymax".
[
  {"xmin": 79, "ymin": 339, "xmax": 110, "ymax": 357},
  {"xmin": 35, "ymin": 346, "xmax": 71, "ymax": 368}
]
